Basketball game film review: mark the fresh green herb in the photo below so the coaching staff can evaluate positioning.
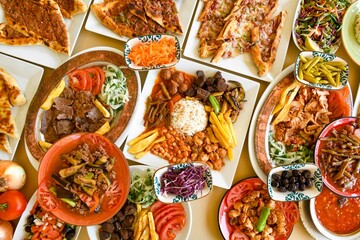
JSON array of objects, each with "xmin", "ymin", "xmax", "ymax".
[{"xmin": 128, "ymin": 169, "xmax": 157, "ymax": 208}]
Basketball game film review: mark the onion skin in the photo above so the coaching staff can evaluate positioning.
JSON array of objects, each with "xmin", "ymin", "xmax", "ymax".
[
  {"xmin": 0, "ymin": 219, "xmax": 13, "ymax": 240},
  {"xmin": 0, "ymin": 161, "xmax": 26, "ymax": 192}
]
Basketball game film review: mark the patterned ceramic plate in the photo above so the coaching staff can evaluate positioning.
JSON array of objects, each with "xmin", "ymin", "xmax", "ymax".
[
  {"xmin": 267, "ymin": 163, "xmax": 323, "ymax": 201},
  {"xmin": 153, "ymin": 162, "xmax": 213, "ymax": 203},
  {"xmin": 124, "ymin": 34, "xmax": 181, "ymax": 70},
  {"xmin": 294, "ymin": 51, "xmax": 349, "ymax": 90}
]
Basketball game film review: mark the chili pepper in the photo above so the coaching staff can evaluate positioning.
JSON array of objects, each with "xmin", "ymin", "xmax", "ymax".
[
  {"xmin": 256, "ymin": 206, "xmax": 271, "ymax": 232},
  {"xmin": 208, "ymin": 95, "xmax": 220, "ymax": 114}
]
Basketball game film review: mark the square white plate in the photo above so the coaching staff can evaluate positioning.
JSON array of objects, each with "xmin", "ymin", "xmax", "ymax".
[
  {"xmin": 123, "ymin": 58, "xmax": 260, "ymax": 189},
  {"xmin": 0, "ymin": 53, "xmax": 44, "ymax": 160},
  {"xmin": 0, "ymin": 0, "xmax": 91, "ymax": 69},
  {"xmin": 85, "ymin": 0, "xmax": 197, "ymax": 46},
  {"xmin": 183, "ymin": 0, "xmax": 299, "ymax": 82}
]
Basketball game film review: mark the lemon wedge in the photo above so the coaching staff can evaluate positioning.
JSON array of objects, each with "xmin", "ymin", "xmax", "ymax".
[{"xmin": 305, "ymin": 36, "xmax": 321, "ymax": 51}]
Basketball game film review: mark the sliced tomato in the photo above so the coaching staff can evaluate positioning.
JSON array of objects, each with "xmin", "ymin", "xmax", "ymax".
[
  {"xmin": 153, "ymin": 204, "xmax": 184, "ymax": 219},
  {"xmin": 159, "ymin": 215, "xmax": 186, "ymax": 240},
  {"xmin": 275, "ymin": 201, "xmax": 299, "ymax": 225},
  {"xmin": 327, "ymin": 91, "xmax": 351, "ymax": 119},
  {"xmin": 225, "ymin": 182, "xmax": 254, "ymax": 208},
  {"xmin": 230, "ymin": 229, "xmax": 250, "ymax": 240},
  {"xmin": 150, "ymin": 200, "xmax": 166, "ymax": 213},
  {"xmin": 85, "ymin": 66, "xmax": 106, "ymax": 95},
  {"xmin": 155, "ymin": 210, "xmax": 185, "ymax": 232},
  {"xmin": 68, "ymin": 69, "xmax": 91, "ymax": 92},
  {"xmin": 37, "ymin": 181, "xmax": 58, "ymax": 212}
]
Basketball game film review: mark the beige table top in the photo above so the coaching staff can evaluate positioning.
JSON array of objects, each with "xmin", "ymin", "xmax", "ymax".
[{"xmin": 11, "ymin": 17, "xmax": 360, "ymax": 240}]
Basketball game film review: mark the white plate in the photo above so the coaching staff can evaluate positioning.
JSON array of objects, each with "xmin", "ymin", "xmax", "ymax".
[
  {"xmin": 183, "ymin": 0, "xmax": 298, "ymax": 82},
  {"xmin": 13, "ymin": 191, "xmax": 81, "ymax": 240},
  {"xmin": 353, "ymin": 82, "xmax": 360, "ymax": 116},
  {"xmin": 87, "ymin": 165, "xmax": 193, "ymax": 240},
  {"xmin": 123, "ymin": 58, "xmax": 260, "ymax": 189},
  {"xmin": 25, "ymin": 46, "xmax": 141, "ymax": 171},
  {"xmin": 299, "ymin": 200, "xmax": 329, "ymax": 240},
  {"xmin": 248, "ymin": 64, "xmax": 294, "ymax": 183},
  {"xmin": 85, "ymin": 0, "xmax": 196, "ymax": 46},
  {"xmin": 0, "ymin": 53, "xmax": 43, "ymax": 160},
  {"xmin": 0, "ymin": 0, "xmax": 91, "ymax": 69}
]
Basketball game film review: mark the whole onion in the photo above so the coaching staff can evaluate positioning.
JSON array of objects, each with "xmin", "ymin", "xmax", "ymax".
[
  {"xmin": 0, "ymin": 220, "xmax": 13, "ymax": 240},
  {"xmin": 0, "ymin": 161, "xmax": 26, "ymax": 192}
]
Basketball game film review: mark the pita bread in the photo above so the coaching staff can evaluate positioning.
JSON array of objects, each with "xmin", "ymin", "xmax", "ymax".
[
  {"xmin": 55, "ymin": 0, "xmax": 87, "ymax": 18},
  {"xmin": 0, "ymin": 23, "xmax": 44, "ymax": 46},
  {"xmin": 250, "ymin": 11, "xmax": 287, "ymax": 76},
  {"xmin": 0, "ymin": 68, "xmax": 26, "ymax": 106},
  {"xmin": 0, "ymin": 107, "xmax": 19, "ymax": 139},
  {"xmin": 0, "ymin": 0, "xmax": 70, "ymax": 54},
  {"xmin": 0, "ymin": 133, "xmax": 11, "ymax": 153}
]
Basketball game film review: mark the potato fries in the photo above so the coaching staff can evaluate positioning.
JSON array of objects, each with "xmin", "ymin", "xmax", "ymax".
[
  {"xmin": 128, "ymin": 131, "xmax": 159, "ymax": 154},
  {"xmin": 128, "ymin": 129, "xmax": 158, "ymax": 146},
  {"xmin": 40, "ymin": 79, "xmax": 65, "ymax": 110},
  {"xmin": 135, "ymin": 136, "xmax": 165, "ymax": 159},
  {"xmin": 95, "ymin": 121, "xmax": 111, "ymax": 135},
  {"xmin": 134, "ymin": 210, "xmax": 159, "ymax": 240}
]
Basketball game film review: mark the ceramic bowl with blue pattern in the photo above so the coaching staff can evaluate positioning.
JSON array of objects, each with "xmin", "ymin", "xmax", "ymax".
[
  {"xmin": 294, "ymin": 51, "xmax": 349, "ymax": 90},
  {"xmin": 153, "ymin": 162, "xmax": 213, "ymax": 203},
  {"xmin": 124, "ymin": 34, "xmax": 180, "ymax": 70},
  {"xmin": 267, "ymin": 163, "xmax": 323, "ymax": 202}
]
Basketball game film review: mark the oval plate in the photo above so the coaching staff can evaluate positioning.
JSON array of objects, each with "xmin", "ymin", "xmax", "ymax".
[
  {"xmin": 24, "ymin": 47, "xmax": 140, "ymax": 165},
  {"xmin": 248, "ymin": 64, "xmax": 353, "ymax": 182},
  {"xmin": 342, "ymin": 0, "xmax": 360, "ymax": 66},
  {"xmin": 86, "ymin": 165, "xmax": 193, "ymax": 240}
]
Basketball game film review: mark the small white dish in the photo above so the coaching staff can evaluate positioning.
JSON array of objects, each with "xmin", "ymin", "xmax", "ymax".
[
  {"xmin": 267, "ymin": 163, "xmax": 323, "ymax": 201},
  {"xmin": 124, "ymin": 34, "xmax": 180, "ymax": 70},
  {"xmin": 294, "ymin": 51, "xmax": 349, "ymax": 90},
  {"xmin": 153, "ymin": 162, "xmax": 213, "ymax": 203}
]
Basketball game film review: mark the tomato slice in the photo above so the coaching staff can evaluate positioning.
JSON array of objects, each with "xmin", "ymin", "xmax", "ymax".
[
  {"xmin": 159, "ymin": 215, "xmax": 186, "ymax": 240},
  {"xmin": 327, "ymin": 91, "xmax": 351, "ymax": 119},
  {"xmin": 69, "ymin": 69, "xmax": 91, "ymax": 92},
  {"xmin": 37, "ymin": 181, "xmax": 58, "ymax": 212},
  {"xmin": 153, "ymin": 203, "xmax": 184, "ymax": 218},
  {"xmin": 230, "ymin": 229, "xmax": 250, "ymax": 240},
  {"xmin": 85, "ymin": 66, "xmax": 106, "ymax": 95},
  {"xmin": 275, "ymin": 201, "xmax": 299, "ymax": 225},
  {"xmin": 155, "ymin": 210, "xmax": 185, "ymax": 233},
  {"xmin": 225, "ymin": 182, "xmax": 254, "ymax": 208},
  {"xmin": 150, "ymin": 200, "xmax": 166, "ymax": 213}
]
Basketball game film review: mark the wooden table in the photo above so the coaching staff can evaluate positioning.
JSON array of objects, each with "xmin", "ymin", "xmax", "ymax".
[{"xmin": 11, "ymin": 16, "xmax": 360, "ymax": 240}]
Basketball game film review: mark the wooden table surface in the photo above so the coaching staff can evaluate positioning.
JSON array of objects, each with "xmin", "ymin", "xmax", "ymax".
[{"xmin": 10, "ymin": 8, "xmax": 360, "ymax": 240}]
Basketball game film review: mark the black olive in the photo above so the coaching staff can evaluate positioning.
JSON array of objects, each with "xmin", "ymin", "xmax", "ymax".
[
  {"xmin": 288, "ymin": 183, "xmax": 297, "ymax": 192},
  {"xmin": 299, "ymin": 176, "xmax": 306, "ymax": 184},
  {"xmin": 65, "ymin": 231, "xmax": 75, "ymax": 240},
  {"xmin": 272, "ymin": 173, "xmax": 281, "ymax": 181},
  {"xmin": 281, "ymin": 178, "xmax": 289, "ymax": 186},
  {"xmin": 278, "ymin": 186, "xmax": 287, "ymax": 192},
  {"xmin": 299, "ymin": 183, "xmax": 306, "ymax": 191},
  {"xmin": 292, "ymin": 170, "xmax": 300, "ymax": 177},
  {"xmin": 271, "ymin": 180, "xmax": 280, "ymax": 188},
  {"xmin": 305, "ymin": 179, "xmax": 313, "ymax": 188},
  {"xmin": 302, "ymin": 170, "xmax": 311, "ymax": 179},
  {"xmin": 26, "ymin": 215, "xmax": 35, "ymax": 225},
  {"xmin": 25, "ymin": 225, "xmax": 31, "ymax": 233},
  {"xmin": 281, "ymin": 171, "xmax": 291, "ymax": 179},
  {"xmin": 289, "ymin": 176, "xmax": 296, "ymax": 184}
]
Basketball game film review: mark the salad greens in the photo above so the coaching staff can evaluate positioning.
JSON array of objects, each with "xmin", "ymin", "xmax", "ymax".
[
  {"xmin": 99, "ymin": 64, "xmax": 129, "ymax": 114},
  {"xmin": 294, "ymin": 0, "xmax": 350, "ymax": 53},
  {"xmin": 128, "ymin": 169, "xmax": 157, "ymax": 208},
  {"xmin": 268, "ymin": 131, "xmax": 313, "ymax": 165}
]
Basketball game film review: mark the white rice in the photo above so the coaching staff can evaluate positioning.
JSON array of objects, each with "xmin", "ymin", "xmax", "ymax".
[
  {"xmin": 170, "ymin": 98, "xmax": 207, "ymax": 136},
  {"xmin": 355, "ymin": 13, "xmax": 360, "ymax": 44}
]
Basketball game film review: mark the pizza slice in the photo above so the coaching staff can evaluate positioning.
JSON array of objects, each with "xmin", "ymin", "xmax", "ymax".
[
  {"xmin": 0, "ymin": 0, "xmax": 70, "ymax": 54},
  {"xmin": 159, "ymin": 0, "xmax": 182, "ymax": 34},
  {"xmin": 127, "ymin": 0, "xmax": 148, "ymax": 23},
  {"xmin": 0, "ymin": 133, "xmax": 11, "ymax": 154},
  {"xmin": 144, "ymin": 0, "xmax": 164, "ymax": 27},
  {"xmin": 0, "ymin": 107, "xmax": 19, "ymax": 139},
  {"xmin": 0, "ymin": 67, "xmax": 26, "ymax": 106},
  {"xmin": 250, "ymin": 11, "xmax": 287, "ymax": 76},
  {"xmin": 55, "ymin": 0, "xmax": 87, "ymax": 18}
]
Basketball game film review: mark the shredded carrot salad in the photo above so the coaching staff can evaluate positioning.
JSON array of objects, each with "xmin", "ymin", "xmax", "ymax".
[{"xmin": 128, "ymin": 37, "xmax": 177, "ymax": 67}]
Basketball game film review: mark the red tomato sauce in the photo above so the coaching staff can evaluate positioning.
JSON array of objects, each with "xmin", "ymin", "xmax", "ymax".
[{"xmin": 315, "ymin": 187, "xmax": 360, "ymax": 234}]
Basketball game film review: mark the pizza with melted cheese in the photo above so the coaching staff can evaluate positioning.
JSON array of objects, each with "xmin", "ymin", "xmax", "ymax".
[{"xmin": 251, "ymin": 11, "xmax": 287, "ymax": 76}]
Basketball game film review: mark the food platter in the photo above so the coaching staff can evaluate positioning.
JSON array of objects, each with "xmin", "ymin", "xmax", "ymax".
[
  {"xmin": 248, "ymin": 64, "xmax": 353, "ymax": 183},
  {"xmin": 85, "ymin": 0, "xmax": 197, "ymax": 46},
  {"xmin": 24, "ymin": 46, "xmax": 140, "ymax": 170},
  {"xmin": 0, "ymin": 0, "xmax": 91, "ymax": 69},
  {"xmin": 0, "ymin": 53, "xmax": 43, "ymax": 160},
  {"xmin": 342, "ymin": 0, "xmax": 360, "ymax": 66},
  {"xmin": 354, "ymin": 82, "xmax": 360, "ymax": 115},
  {"xmin": 123, "ymin": 58, "xmax": 260, "ymax": 189},
  {"xmin": 183, "ymin": 0, "xmax": 298, "ymax": 82},
  {"xmin": 13, "ymin": 190, "xmax": 82, "ymax": 240},
  {"xmin": 86, "ymin": 165, "xmax": 192, "ymax": 240}
]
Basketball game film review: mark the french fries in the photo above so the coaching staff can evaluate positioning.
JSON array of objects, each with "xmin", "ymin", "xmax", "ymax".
[
  {"xmin": 95, "ymin": 121, "xmax": 111, "ymax": 135},
  {"xmin": 128, "ymin": 132, "xmax": 159, "ymax": 154},
  {"xmin": 135, "ymin": 136, "xmax": 165, "ymax": 159},
  {"xmin": 133, "ymin": 209, "xmax": 159, "ymax": 240},
  {"xmin": 93, "ymin": 99, "xmax": 111, "ymax": 118},
  {"xmin": 40, "ymin": 79, "xmax": 65, "ymax": 110},
  {"xmin": 128, "ymin": 129, "xmax": 165, "ymax": 158},
  {"xmin": 208, "ymin": 111, "xmax": 237, "ymax": 160},
  {"xmin": 38, "ymin": 140, "xmax": 52, "ymax": 150}
]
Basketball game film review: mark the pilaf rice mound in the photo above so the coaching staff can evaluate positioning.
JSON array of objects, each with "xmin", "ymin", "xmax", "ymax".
[
  {"xmin": 356, "ymin": 13, "xmax": 360, "ymax": 44},
  {"xmin": 170, "ymin": 98, "xmax": 207, "ymax": 136}
]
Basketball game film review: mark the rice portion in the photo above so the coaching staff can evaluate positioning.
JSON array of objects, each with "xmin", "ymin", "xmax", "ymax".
[
  {"xmin": 355, "ymin": 13, "xmax": 360, "ymax": 44},
  {"xmin": 170, "ymin": 98, "xmax": 207, "ymax": 136}
]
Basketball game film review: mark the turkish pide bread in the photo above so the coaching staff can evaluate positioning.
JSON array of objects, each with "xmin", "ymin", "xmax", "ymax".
[
  {"xmin": 0, "ymin": 67, "xmax": 26, "ymax": 106},
  {"xmin": 0, "ymin": 133, "xmax": 10, "ymax": 153},
  {"xmin": 55, "ymin": 0, "xmax": 87, "ymax": 18},
  {"xmin": 0, "ymin": 23, "xmax": 44, "ymax": 46},
  {"xmin": 0, "ymin": 0, "xmax": 70, "ymax": 54}
]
